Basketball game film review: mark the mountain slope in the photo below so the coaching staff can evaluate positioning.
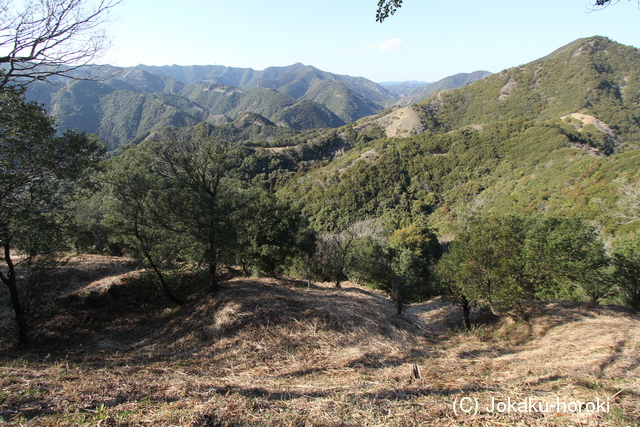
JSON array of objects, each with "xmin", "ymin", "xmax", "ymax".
[
  {"xmin": 300, "ymin": 80, "xmax": 381, "ymax": 123},
  {"xmin": 277, "ymin": 36, "xmax": 640, "ymax": 236},
  {"xmin": 392, "ymin": 70, "xmax": 493, "ymax": 106},
  {"xmin": 141, "ymin": 63, "xmax": 396, "ymax": 123},
  {"xmin": 24, "ymin": 63, "xmax": 402, "ymax": 147},
  {"xmin": 273, "ymin": 99, "xmax": 345, "ymax": 130},
  {"xmin": 24, "ymin": 62, "xmax": 503, "ymax": 149},
  {"xmin": 141, "ymin": 62, "xmax": 397, "ymax": 105},
  {"xmin": 98, "ymin": 90, "xmax": 207, "ymax": 149},
  {"xmin": 417, "ymin": 36, "xmax": 640, "ymax": 144},
  {"xmin": 106, "ymin": 67, "xmax": 185, "ymax": 94}
]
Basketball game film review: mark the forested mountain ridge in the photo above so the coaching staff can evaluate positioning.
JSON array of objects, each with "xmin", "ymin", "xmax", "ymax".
[
  {"xmin": 138, "ymin": 62, "xmax": 397, "ymax": 107},
  {"xmin": 381, "ymin": 70, "xmax": 493, "ymax": 106},
  {"xmin": 23, "ymin": 63, "xmax": 393, "ymax": 149},
  {"xmin": 276, "ymin": 36, "xmax": 640, "ymax": 238},
  {"xmin": 27, "ymin": 67, "xmax": 351, "ymax": 149},
  {"xmin": 415, "ymin": 36, "xmax": 640, "ymax": 144},
  {"xmin": 350, "ymin": 36, "xmax": 640, "ymax": 144},
  {"xmin": 23, "ymin": 62, "xmax": 489, "ymax": 150}
]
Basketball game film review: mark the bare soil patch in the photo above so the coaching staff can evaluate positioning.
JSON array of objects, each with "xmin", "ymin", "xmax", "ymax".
[{"xmin": 374, "ymin": 106, "xmax": 426, "ymax": 138}]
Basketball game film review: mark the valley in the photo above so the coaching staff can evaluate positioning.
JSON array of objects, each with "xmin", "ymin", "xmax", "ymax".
[{"xmin": 25, "ymin": 63, "xmax": 490, "ymax": 150}]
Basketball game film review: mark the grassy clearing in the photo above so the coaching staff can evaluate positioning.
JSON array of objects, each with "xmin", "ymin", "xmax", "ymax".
[{"xmin": 1, "ymin": 256, "xmax": 639, "ymax": 426}]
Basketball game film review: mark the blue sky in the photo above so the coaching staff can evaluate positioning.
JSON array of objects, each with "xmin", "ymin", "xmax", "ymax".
[{"xmin": 102, "ymin": 0, "xmax": 640, "ymax": 83}]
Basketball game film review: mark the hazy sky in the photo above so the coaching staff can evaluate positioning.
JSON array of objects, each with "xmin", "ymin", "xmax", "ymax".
[{"xmin": 102, "ymin": 0, "xmax": 640, "ymax": 83}]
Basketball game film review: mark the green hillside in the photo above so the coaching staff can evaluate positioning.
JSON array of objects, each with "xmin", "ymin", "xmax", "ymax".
[
  {"xmin": 273, "ymin": 100, "xmax": 345, "ymax": 130},
  {"xmin": 138, "ymin": 62, "xmax": 399, "ymax": 115},
  {"xmin": 105, "ymin": 67, "xmax": 185, "ymax": 94},
  {"xmin": 142, "ymin": 62, "xmax": 397, "ymax": 107},
  {"xmin": 24, "ymin": 63, "xmax": 407, "ymax": 148},
  {"xmin": 277, "ymin": 36, "xmax": 640, "ymax": 238},
  {"xmin": 98, "ymin": 91, "xmax": 206, "ymax": 149},
  {"xmin": 178, "ymin": 83, "xmax": 244, "ymax": 116},
  {"xmin": 302, "ymin": 80, "xmax": 381, "ymax": 123},
  {"xmin": 228, "ymin": 87, "xmax": 298, "ymax": 120},
  {"xmin": 391, "ymin": 70, "xmax": 493, "ymax": 106},
  {"xmin": 256, "ymin": 67, "xmax": 390, "ymax": 121},
  {"xmin": 24, "ymin": 62, "xmax": 499, "ymax": 149},
  {"xmin": 47, "ymin": 80, "xmax": 112, "ymax": 135},
  {"xmin": 416, "ymin": 37, "xmax": 640, "ymax": 144}
]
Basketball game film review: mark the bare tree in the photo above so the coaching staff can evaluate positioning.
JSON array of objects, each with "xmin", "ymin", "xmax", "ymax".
[
  {"xmin": 0, "ymin": 0, "xmax": 121, "ymax": 88},
  {"xmin": 617, "ymin": 181, "xmax": 640, "ymax": 224},
  {"xmin": 315, "ymin": 230, "xmax": 356, "ymax": 288}
]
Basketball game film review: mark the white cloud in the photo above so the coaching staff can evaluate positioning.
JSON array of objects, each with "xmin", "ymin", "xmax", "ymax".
[
  {"xmin": 365, "ymin": 38, "xmax": 402, "ymax": 53},
  {"xmin": 340, "ymin": 48, "xmax": 362, "ymax": 55},
  {"xmin": 364, "ymin": 42, "xmax": 379, "ymax": 51},
  {"xmin": 379, "ymin": 38, "xmax": 402, "ymax": 53}
]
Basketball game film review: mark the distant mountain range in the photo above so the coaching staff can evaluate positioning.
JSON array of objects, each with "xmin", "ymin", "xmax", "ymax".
[
  {"xmin": 380, "ymin": 71, "xmax": 493, "ymax": 106},
  {"xmin": 25, "ymin": 63, "xmax": 491, "ymax": 150}
]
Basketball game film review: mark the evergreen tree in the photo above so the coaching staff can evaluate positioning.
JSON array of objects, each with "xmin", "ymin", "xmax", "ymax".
[{"xmin": 0, "ymin": 88, "xmax": 105, "ymax": 346}]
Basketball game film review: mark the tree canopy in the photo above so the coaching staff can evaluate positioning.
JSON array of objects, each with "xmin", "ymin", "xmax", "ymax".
[
  {"xmin": 375, "ymin": 0, "xmax": 634, "ymax": 22},
  {"xmin": 436, "ymin": 214, "xmax": 610, "ymax": 321},
  {"xmin": 0, "ymin": 88, "xmax": 105, "ymax": 346},
  {"xmin": 102, "ymin": 126, "xmax": 312, "ymax": 297},
  {"xmin": 375, "ymin": 0, "xmax": 402, "ymax": 22}
]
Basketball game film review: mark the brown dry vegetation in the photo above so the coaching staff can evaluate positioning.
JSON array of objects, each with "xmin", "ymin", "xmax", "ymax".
[{"xmin": 1, "ymin": 256, "xmax": 639, "ymax": 426}]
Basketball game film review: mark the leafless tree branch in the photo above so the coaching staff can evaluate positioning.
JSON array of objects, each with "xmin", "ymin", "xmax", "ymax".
[
  {"xmin": 617, "ymin": 181, "xmax": 640, "ymax": 224},
  {"xmin": 0, "ymin": 0, "xmax": 121, "ymax": 88}
]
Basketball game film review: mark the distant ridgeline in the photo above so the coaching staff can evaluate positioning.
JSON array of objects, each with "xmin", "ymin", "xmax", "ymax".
[
  {"xmin": 24, "ymin": 62, "xmax": 489, "ymax": 150},
  {"xmin": 22, "ymin": 36, "xmax": 640, "ymax": 236},
  {"xmin": 276, "ymin": 36, "xmax": 640, "ymax": 237}
]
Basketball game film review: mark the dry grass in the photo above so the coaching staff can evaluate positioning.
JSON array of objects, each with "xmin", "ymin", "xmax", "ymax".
[{"xmin": 1, "ymin": 257, "xmax": 639, "ymax": 426}]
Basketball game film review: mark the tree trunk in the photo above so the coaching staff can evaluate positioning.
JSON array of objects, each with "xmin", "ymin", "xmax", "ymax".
[
  {"xmin": 14, "ymin": 311, "xmax": 29, "ymax": 348},
  {"xmin": 488, "ymin": 297, "xmax": 502, "ymax": 316},
  {"xmin": 461, "ymin": 296, "xmax": 471, "ymax": 330},
  {"xmin": 0, "ymin": 242, "xmax": 29, "ymax": 347},
  {"xmin": 241, "ymin": 261, "xmax": 249, "ymax": 277},
  {"xmin": 396, "ymin": 298, "xmax": 403, "ymax": 316},
  {"xmin": 631, "ymin": 290, "xmax": 640, "ymax": 310},
  {"xmin": 513, "ymin": 299, "xmax": 529, "ymax": 322},
  {"xmin": 143, "ymin": 251, "xmax": 183, "ymax": 306},
  {"xmin": 133, "ymin": 226, "xmax": 183, "ymax": 305},
  {"xmin": 209, "ymin": 263, "xmax": 218, "ymax": 293}
]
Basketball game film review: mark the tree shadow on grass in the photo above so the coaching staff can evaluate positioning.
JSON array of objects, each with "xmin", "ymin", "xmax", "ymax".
[
  {"xmin": 3, "ymin": 277, "xmax": 434, "ymax": 369},
  {"xmin": 190, "ymin": 383, "xmax": 498, "ymax": 402},
  {"xmin": 457, "ymin": 347, "xmax": 518, "ymax": 359}
]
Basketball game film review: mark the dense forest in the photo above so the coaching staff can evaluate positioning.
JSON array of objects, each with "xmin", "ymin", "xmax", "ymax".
[{"xmin": 2, "ymin": 36, "xmax": 640, "ymax": 349}]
